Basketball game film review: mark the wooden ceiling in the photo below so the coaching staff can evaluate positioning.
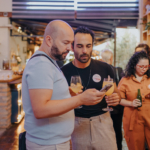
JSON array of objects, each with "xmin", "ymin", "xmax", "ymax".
[{"xmin": 11, "ymin": 0, "xmax": 139, "ymax": 45}]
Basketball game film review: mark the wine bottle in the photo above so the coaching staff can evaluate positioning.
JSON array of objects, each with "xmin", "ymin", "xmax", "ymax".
[{"xmin": 137, "ymin": 89, "xmax": 142, "ymax": 107}]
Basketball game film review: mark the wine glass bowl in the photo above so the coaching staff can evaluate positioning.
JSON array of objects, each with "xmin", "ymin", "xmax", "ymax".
[
  {"xmin": 102, "ymin": 78, "xmax": 114, "ymax": 111},
  {"xmin": 102, "ymin": 78, "xmax": 114, "ymax": 96},
  {"xmin": 70, "ymin": 75, "xmax": 82, "ymax": 109},
  {"xmin": 70, "ymin": 76, "xmax": 82, "ymax": 94}
]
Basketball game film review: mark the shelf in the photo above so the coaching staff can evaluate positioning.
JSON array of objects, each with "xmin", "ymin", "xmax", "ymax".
[
  {"xmin": 142, "ymin": 1, "xmax": 150, "ymax": 46},
  {"xmin": 143, "ymin": 12, "xmax": 150, "ymax": 18},
  {"xmin": 143, "ymin": 30, "xmax": 147, "ymax": 41},
  {"xmin": 143, "ymin": 14, "xmax": 147, "ymax": 18},
  {"xmin": 143, "ymin": 41, "xmax": 147, "ymax": 44},
  {"xmin": 147, "ymin": 34, "xmax": 150, "ymax": 47},
  {"xmin": 143, "ymin": 30, "xmax": 148, "ymax": 33},
  {"xmin": 143, "ymin": 13, "xmax": 148, "ymax": 18}
]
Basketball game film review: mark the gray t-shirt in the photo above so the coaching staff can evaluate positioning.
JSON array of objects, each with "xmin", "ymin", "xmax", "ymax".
[{"xmin": 22, "ymin": 51, "xmax": 74, "ymax": 145}]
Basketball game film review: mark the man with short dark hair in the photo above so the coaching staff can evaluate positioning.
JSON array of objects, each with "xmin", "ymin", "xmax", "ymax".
[{"xmin": 61, "ymin": 26, "xmax": 120, "ymax": 150}]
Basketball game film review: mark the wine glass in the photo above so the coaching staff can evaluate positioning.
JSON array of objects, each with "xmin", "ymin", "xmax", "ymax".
[
  {"xmin": 70, "ymin": 76, "xmax": 82, "ymax": 93},
  {"xmin": 70, "ymin": 75, "xmax": 82, "ymax": 108},
  {"xmin": 102, "ymin": 78, "xmax": 114, "ymax": 111}
]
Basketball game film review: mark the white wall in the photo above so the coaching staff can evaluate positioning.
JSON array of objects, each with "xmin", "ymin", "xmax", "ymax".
[
  {"xmin": 0, "ymin": 0, "xmax": 12, "ymax": 12},
  {"xmin": 0, "ymin": 0, "xmax": 12, "ymax": 69},
  {"xmin": 0, "ymin": 19, "xmax": 28, "ymax": 68},
  {"xmin": 0, "ymin": 18, "xmax": 10, "ymax": 69}
]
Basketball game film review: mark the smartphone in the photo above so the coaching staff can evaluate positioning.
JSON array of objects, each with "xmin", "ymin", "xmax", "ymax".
[{"xmin": 100, "ymin": 84, "xmax": 113, "ymax": 93}]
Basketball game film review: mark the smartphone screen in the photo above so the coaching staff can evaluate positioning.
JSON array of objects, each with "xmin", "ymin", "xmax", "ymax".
[{"xmin": 100, "ymin": 84, "xmax": 113, "ymax": 93}]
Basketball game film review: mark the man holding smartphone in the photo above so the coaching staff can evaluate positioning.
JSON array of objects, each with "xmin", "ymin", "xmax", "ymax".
[
  {"xmin": 61, "ymin": 26, "xmax": 120, "ymax": 150},
  {"xmin": 22, "ymin": 21, "xmax": 105, "ymax": 150}
]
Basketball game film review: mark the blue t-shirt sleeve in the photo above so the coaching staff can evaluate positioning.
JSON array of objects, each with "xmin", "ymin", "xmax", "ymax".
[{"xmin": 26, "ymin": 61, "xmax": 55, "ymax": 89}]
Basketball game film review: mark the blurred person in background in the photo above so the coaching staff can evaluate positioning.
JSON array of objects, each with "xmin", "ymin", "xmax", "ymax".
[
  {"xmin": 135, "ymin": 43, "xmax": 150, "ymax": 58},
  {"xmin": 118, "ymin": 51, "xmax": 150, "ymax": 150},
  {"xmin": 101, "ymin": 49, "xmax": 124, "ymax": 150}
]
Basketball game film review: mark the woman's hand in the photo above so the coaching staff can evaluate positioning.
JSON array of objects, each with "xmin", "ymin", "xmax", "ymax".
[
  {"xmin": 105, "ymin": 93, "xmax": 120, "ymax": 106},
  {"xmin": 131, "ymin": 99, "xmax": 141, "ymax": 107}
]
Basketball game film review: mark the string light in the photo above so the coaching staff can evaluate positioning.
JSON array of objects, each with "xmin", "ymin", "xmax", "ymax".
[
  {"xmin": 18, "ymin": 99, "xmax": 21, "ymax": 103},
  {"xmin": 17, "ymin": 114, "xmax": 22, "ymax": 121},
  {"xmin": 16, "ymin": 83, "xmax": 24, "ymax": 123},
  {"xmin": 17, "ymin": 83, "xmax": 22, "ymax": 90}
]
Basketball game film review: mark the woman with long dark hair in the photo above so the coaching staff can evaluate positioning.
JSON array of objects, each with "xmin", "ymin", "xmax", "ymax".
[{"xmin": 118, "ymin": 51, "xmax": 150, "ymax": 150}]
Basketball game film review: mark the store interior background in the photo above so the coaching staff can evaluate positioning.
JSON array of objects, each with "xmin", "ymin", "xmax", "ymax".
[
  {"xmin": 0, "ymin": 0, "xmax": 141, "ymax": 70},
  {"xmin": 0, "ymin": 0, "xmax": 145, "ymax": 150}
]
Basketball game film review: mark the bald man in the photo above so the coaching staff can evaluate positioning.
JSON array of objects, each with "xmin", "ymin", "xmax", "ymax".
[{"xmin": 22, "ymin": 20, "xmax": 105, "ymax": 150}]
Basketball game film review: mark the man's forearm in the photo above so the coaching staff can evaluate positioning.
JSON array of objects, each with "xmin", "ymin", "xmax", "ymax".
[
  {"xmin": 33, "ymin": 95, "xmax": 81, "ymax": 119},
  {"xmin": 30, "ymin": 88, "xmax": 104, "ymax": 119}
]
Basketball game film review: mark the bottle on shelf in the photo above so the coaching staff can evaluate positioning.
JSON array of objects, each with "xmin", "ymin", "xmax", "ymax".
[{"xmin": 3, "ymin": 59, "xmax": 9, "ymax": 70}]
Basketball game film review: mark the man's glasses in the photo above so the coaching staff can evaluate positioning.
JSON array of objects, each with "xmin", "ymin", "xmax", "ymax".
[{"xmin": 136, "ymin": 65, "xmax": 149, "ymax": 69}]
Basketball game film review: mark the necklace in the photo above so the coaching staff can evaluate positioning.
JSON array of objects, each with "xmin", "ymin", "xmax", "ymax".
[{"xmin": 73, "ymin": 60, "xmax": 91, "ymax": 90}]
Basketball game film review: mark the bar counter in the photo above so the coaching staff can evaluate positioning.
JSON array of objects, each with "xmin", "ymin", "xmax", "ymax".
[
  {"xmin": 0, "ymin": 75, "xmax": 23, "ymax": 129},
  {"xmin": 0, "ymin": 75, "xmax": 22, "ymax": 83}
]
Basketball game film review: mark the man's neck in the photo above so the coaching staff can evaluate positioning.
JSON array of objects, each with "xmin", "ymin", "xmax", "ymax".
[
  {"xmin": 38, "ymin": 44, "xmax": 55, "ymax": 60},
  {"xmin": 73, "ymin": 58, "xmax": 91, "ymax": 69}
]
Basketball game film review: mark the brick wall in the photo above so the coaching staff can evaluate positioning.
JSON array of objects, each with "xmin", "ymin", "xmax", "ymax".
[{"xmin": 0, "ymin": 83, "xmax": 11, "ymax": 128}]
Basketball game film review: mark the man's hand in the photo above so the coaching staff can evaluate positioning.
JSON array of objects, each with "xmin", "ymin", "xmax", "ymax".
[
  {"xmin": 79, "ymin": 89, "xmax": 105, "ymax": 106},
  {"xmin": 105, "ymin": 93, "xmax": 120, "ymax": 106}
]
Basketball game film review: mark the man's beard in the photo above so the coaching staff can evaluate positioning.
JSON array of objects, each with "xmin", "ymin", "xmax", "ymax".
[
  {"xmin": 51, "ymin": 45, "xmax": 69, "ymax": 61},
  {"xmin": 74, "ymin": 51, "xmax": 92, "ymax": 63}
]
